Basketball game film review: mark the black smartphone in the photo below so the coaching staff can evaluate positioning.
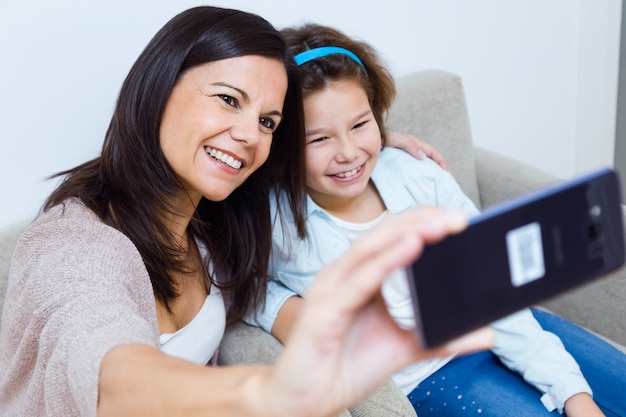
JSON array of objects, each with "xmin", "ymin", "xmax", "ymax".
[{"xmin": 407, "ymin": 168, "xmax": 625, "ymax": 347}]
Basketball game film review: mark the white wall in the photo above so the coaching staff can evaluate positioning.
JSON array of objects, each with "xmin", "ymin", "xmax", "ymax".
[{"xmin": 0, "ymin": 0, "xmax": 621, "ymax": 229}]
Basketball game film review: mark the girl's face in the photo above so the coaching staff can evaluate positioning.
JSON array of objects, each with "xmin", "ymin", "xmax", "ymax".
[
  {"xmin": 160, "ymin": 55, "xmax": 287, "ymax": 210},
  {"xmin": 303, "ymin": 79, "xmax": 382, "ymax": 209}
]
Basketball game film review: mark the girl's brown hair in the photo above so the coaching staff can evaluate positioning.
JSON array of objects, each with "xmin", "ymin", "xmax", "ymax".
[{"xmin": 281, "ymin": 23, "xmax": 396, "ymax": 146}]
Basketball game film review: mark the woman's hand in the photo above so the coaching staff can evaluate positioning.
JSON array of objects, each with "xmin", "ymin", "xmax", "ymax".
[
  {"xmin": 259, "ymin": 207, "xmax": 493, "ymax": 417},
  {"xmin": 386, "ymin": 131, "xmax": 451, "ymax": 172}
]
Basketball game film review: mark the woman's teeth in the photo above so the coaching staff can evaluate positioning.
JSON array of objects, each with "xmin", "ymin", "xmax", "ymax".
[
  {"xmin": 205, "ymin": 146, "xmax": 242, "ymax": 169},
  {"xmin": 335, "ymin": 166, "xmax": 360, "ymax": 178}
]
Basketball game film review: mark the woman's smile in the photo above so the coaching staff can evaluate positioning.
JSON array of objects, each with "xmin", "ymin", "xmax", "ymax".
[{"xmin": 204, "ymin": 145, "xmax": 244, "ymax": 170}]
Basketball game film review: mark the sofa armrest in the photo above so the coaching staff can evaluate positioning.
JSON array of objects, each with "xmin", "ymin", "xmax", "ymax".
[
  {"xmin": 474, "ymin": 146, "xmax": 626, "ymax": 350},
  {"xmin": 474, "ymin": 146, "xmax": 561, "ymax": 209}
]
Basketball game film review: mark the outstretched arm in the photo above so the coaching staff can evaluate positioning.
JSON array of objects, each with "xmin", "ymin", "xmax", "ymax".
[{"xmin": 98, "ymin": 207, "xmax": 493, "ymax": 417}]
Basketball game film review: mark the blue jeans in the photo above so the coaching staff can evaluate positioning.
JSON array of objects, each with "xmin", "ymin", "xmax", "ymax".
[{"xmin": 407, "ymin": 309, "xmax": 626, "ymax": 416}]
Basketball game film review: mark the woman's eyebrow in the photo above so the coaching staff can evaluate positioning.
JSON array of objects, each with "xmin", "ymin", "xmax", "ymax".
[
  {"xmin": 212, "ymin": 82, "xmax": 249, "ymax": 101},
  {"xmin": 212, "ymin": 82, "xmax": 283, "ymax": 118},
  {"xmin": 266, "ymin": 109, "xmax": 283, "ymax": 119}
]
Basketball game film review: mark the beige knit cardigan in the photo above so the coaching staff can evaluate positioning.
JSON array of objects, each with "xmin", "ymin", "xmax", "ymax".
[{"xmin": 0, "ymin": 199, "xmax": 159, "ymax": 416}]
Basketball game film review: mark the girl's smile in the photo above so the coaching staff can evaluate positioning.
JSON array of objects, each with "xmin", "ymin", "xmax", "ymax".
[{"xmin": 331, "ymin": 163, "xmax": 365, "ymax": 181}]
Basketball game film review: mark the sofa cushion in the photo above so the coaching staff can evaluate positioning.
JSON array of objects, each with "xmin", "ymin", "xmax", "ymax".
[
  {"xmin": 219, "ymin": 322, "xmax": 417, "ymax": 416},
  {"xmin": 387, "ymin": 69, "xmax": 481, "ymax": 209}
]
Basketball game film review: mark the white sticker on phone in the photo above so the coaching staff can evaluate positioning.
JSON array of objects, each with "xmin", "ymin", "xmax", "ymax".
[{"xmin": 506, "ymin": 222, "xmax": 545, "ymax": 287}]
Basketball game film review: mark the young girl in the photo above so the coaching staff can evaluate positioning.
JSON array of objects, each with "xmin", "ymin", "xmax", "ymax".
[{"xmin": 247, "ymin": 23, "xmax": 626, "ymax": 416}]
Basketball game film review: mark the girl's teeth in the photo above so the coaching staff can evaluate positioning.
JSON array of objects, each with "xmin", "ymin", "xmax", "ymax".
[
  {"xmin": 205, "ymin": 147, "xmax": 242, "ymax": 169},
  {"xmin": 336, "ymin": 167, "xmax": 359, "ymax": 178}
]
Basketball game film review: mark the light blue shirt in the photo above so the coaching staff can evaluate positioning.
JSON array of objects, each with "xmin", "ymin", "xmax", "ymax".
[{"xmin": 247, "ymin": 148, "xmax": 591, "ymax": 412}]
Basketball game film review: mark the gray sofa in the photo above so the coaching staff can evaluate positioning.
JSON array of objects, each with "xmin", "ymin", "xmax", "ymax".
[{"xmin": 1, "ymin": 69, "xmax": 625, "ymax": 416}]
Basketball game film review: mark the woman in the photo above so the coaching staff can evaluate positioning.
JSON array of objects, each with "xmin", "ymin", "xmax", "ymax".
[{"xmin": 0, "ymin": 6, "xmax": 490, "ymax": 417}]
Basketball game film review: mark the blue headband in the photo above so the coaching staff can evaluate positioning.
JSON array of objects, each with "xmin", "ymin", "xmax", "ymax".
[{"xmin": 293, "ymin": 46, "xmax": 367, "ymax": 74}]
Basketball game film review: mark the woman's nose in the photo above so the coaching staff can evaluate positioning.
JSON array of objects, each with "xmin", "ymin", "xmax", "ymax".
[{"xmin": 230, "ymin": 112, "xmax": 260, "ymax": 145}]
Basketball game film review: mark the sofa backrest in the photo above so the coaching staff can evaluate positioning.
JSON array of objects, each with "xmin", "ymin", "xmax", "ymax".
[
  {"xmin": 1, "ymin": 69, "xmax": 477, "ymax": 320},
  {"xmin": 0, "ymin": 221, "xmax": 29, "ymax": 317},
  {"xmin": 387, "ymin": 69, "xmax": 480, "ymax": 208}
]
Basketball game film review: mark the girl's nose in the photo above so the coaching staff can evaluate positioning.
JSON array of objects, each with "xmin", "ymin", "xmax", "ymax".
[{"xmin": 335, "ymin": 134, "xmax": 359, "ymax": 162}]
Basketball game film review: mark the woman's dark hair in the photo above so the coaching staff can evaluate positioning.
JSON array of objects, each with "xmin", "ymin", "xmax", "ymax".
[
  {"xmin": 281, "ymin": 23, "xmax": 396, "ymax": 146},
  {"xmin": 45, "ymin": 6, "xmax": 307, "ymax": 323}
]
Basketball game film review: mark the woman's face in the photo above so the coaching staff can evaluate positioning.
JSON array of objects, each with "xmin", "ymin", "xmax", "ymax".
[
  {"xmin": 160, "ymin": 55, "xmax": 288, "ymax": 208},
  {"xmin": 303, "ymin": 79, "xmax": 382, "ymax": 210}
]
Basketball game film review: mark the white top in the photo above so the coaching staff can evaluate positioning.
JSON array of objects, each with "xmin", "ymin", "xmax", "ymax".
[
  {"xmin": 327, "ymin": 210, "xmax": 456, "ymax": 393},
  {"xmin": 159, "ymin": 288, "xmax": 225, "ymax": 365},
  {"xmin": 159, "ymin": 242, "xmax": 226, "ymax": 365}
]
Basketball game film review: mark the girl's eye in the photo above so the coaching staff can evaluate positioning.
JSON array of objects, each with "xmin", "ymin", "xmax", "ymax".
[
  {"xmin": 218, "ymin": 94, "xmax": 239, "ymax": 108},
  {"xmin": 308, "ymin": 136, "xmax": 328, "ymax": 145},
  {"xmin": 259, "ymin": 117, "xmax": 277, "ymax": 133},
  {"xmin": 353, "ymin": 120, "xmax": 368, "ymax": 130}
]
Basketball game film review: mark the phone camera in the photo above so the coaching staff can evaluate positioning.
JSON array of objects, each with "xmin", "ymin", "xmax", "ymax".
[{"xmin": 588, "ymin": 222, "xmax": 603, "ymax": 240}]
